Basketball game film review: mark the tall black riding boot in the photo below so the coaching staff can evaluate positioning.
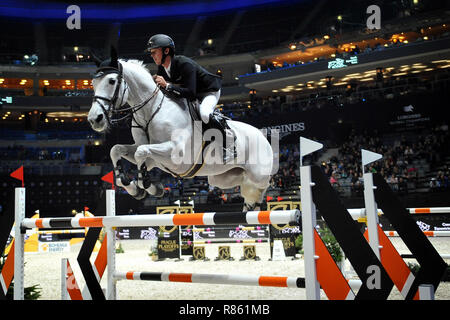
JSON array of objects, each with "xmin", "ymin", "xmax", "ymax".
[{"xmin": 208, "ymin": 113, "xmax": 236, "ymax": 163}]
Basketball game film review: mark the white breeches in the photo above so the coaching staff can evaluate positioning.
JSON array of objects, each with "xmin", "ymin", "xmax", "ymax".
[{"xmin": 198, "ymin": 89, "xmax": 221, "ymax": 123}]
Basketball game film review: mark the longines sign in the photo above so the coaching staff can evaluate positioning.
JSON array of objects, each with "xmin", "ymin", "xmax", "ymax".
[{"xmin": 261, "ymin": 122, "xmax": 305, "ymax": 139}]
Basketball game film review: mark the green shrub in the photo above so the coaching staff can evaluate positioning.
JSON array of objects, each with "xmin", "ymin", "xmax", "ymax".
[
  {"xmin": 295, "ymin": 234, "xmax": 303, "ymax": 254},
  {"xmin": 295, "ymin": 226, "xmax": 343, "ymax": 263},
  {"xmin": 319, "ymin": 226, "xmax": 344, "ymax": 263},
  {"xmin": 1, "ymin": 251, "xmax": 42, "ymax": 300}
]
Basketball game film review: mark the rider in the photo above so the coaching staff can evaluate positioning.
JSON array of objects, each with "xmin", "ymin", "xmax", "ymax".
[{"xmin": 145, "ymin": 34, "xmax": 235, "ymax": 162}]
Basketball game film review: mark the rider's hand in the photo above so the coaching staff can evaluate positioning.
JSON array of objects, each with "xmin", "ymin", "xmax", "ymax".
[{"xmin": 153, "ymin": 75, "xmax": 167, "ymax": 89}]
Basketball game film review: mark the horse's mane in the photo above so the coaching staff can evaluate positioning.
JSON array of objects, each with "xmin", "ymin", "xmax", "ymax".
[
  {"xmin": 119, "ymin": 59, "xmax": 152, "ymax": 73},
  {"xmin": 120, "ymin": 59, "xmax": 145, "ymax": 67}
]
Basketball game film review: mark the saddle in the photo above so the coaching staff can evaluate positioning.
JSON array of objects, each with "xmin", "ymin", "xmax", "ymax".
[{"xmin": 160, "ymin": 89, "xmax": 235, "ymax": 179}]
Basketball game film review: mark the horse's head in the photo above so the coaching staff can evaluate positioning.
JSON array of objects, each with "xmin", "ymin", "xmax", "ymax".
[{"xmin": 88, "ymin": 46, "xmax": 129, "ymax": 132}]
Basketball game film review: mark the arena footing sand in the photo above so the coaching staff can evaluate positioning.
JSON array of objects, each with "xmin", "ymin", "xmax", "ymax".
[{"xmin": 22, "ymin": 239, "xmax": 449, "ymax": 300}]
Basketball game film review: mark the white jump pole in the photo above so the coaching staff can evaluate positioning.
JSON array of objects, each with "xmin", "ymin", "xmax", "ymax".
[
  {"xmin": 61, "ymin": 258, "xmax": 68, "ymax": 300},
  {"xmin": 106, "ymin": 189, "xmax": 116, "ymax": 300},
  {"xmin": 13, "ymin": 187, "xmax": 26, "ymax": 300},
  {"xmin": 299, "ymin": 137, "xmax": 323, "ymax": 300},
  {"xmin": 362, "ymin": 149, "xmax": 383, "ymax": 259}
]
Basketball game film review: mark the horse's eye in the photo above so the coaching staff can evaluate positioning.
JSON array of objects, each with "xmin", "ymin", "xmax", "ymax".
[{"xmin": 109, "ymin": 78, "xmax": 116, "ymax": 85}]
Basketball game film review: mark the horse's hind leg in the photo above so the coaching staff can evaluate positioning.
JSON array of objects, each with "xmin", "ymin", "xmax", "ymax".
[
  {"xmin": 240, "ymin": 176, "xmax": 268, "ymax": 212},
  {"xmin": 207, "ymin": 167, "xmax": 245, "ymax": 189},
  {"xmin": 207, "ymin": 168, "xmax": 269, "ymax": 212}
]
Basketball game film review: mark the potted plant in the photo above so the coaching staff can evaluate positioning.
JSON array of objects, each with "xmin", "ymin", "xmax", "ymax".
[{"xmin": 149, "ymin": 247, "xmax": 158, "ymax": 261}]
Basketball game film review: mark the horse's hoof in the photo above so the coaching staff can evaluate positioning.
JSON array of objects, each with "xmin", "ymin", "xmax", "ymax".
[
  {"xmin": 118, "ymin": 173, "xmax": 131, "ymax": 186},
  {"xmin": 243, "ymin": 203, "xmax": 255, "ymax": 212},
  {"xmin": 132, "ymin": 188, "xmax": 147, "ymax": 200},
  {"xmin": 154, "ymin": 183, "xmax": 165, "ymax": 198}
]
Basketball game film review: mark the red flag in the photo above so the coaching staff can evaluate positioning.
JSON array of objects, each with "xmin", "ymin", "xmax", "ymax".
[
  {"xmin": 101, "ymin": 171, "xmax": 115, "ymax": 190},
  {"xmin": 84, "ymin": 206, "xmax": 89, "ymax": 212},
  {"xmin": 10, "ymin": 166, "xmax": 24, "ymax": 187},
  {"xmin": 266, "ymin": 196, "xmax": 273, "ymax": 201},
  {"xmin": 277, "ymin": 196, "xmax": 284, "ymax": 201}
]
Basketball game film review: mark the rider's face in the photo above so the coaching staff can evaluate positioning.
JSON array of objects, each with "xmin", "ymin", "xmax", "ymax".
[{"xmin": 150, "ymin": 48, "xmax": 163, "ymax": 65}]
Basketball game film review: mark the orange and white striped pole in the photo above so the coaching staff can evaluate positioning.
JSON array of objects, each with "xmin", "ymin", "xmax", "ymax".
[
  {"xmin": 385, "ymin": 230, "xmax": 450, "ymax": 237},
  {"xmin": 114, "ymin": 271, "xmax": 305, "ymax": 288},
  {"xmin": 21, "ymin": 210, "xmax": 300, "ymax": 229}
]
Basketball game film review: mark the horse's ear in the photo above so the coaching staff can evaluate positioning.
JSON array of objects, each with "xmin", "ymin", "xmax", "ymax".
[
  {"xmin": 110, "ymin": 46, "xmax": 118, "ymax": 68},
  {"xmin": 90, "ymin": 49, "xmax": 102, "ymax": 67}
]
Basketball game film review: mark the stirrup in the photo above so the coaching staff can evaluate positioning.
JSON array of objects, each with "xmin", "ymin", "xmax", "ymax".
[
  {"xmin": 131, "ymin": 187, "xmax": 147, "ymax": 200},
  {"xmin": 223, "ymin": 146, "xmax": 237, "ymax": 164},
  {"xmin": 152, "ymin": 182, "xmax": 165, "ymax": 198}
]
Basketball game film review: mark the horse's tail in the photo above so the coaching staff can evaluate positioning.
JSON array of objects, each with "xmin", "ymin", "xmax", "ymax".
[
  {"xmin": 263, "ymin": 128, "xmax": 279, "ymax": 176},
  {"xmin": 270, "ymin": 141, "xmax": 279, "ymax": 176}
]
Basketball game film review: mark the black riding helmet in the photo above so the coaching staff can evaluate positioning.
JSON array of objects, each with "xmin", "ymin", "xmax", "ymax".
[{"xmin": 146, "ymin": 34, "xmax": 175, "ymax": 64}]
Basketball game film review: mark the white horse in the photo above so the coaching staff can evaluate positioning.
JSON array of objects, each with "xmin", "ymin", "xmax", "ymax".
[{"xmin": 87, "ymin": 47, "xmax": 276, "ymax": 211}]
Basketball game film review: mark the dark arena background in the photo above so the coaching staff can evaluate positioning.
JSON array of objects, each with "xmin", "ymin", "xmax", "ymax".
[{"xmin": 0, "ymin": 0, "xmax": 450, "ymax": 303}]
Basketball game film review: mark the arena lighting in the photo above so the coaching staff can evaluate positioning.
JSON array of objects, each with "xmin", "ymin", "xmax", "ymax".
[
  {"xmin": 46, "ymin": 111, "xmax": 88, "ymax": 118},
  {"xmin": 0, "ymin": 0, "xmax": 291, "ymax": 20},
  {"xmin": 432, "ymin": 60, "xmax": 450, "ymax": 63}
]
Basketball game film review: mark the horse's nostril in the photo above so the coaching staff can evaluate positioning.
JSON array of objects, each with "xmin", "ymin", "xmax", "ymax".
[{"xmin": 95, "ymin": 114, "xmax": 104, "ymax": 123}]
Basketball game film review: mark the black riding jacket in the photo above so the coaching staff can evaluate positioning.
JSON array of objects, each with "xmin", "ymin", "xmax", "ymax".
[{"xmin": 157, "ymin": 55, "xmax": 222, "ymax": 101}]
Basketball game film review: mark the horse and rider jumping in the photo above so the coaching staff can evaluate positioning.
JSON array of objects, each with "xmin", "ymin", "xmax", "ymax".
[{"xmin": 87, "ymin": 34, "xmax": 277, "ymax": 211}]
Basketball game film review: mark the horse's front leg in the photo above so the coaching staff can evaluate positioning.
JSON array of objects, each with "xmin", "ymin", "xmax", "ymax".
[
  {"xmin": 110, "ymin": 144, "xmax": 148, "ymax": 200},
  {"xmin": 134, "ymin": 141, "xmax": 177, "ymax": 198}
]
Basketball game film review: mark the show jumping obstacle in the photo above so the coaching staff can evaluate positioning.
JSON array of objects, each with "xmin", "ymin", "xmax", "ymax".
[
  {"xmin": 3, "ymin": 138, "xmax": 449, "ymax": 300},
  {"xmin": 299, "ymin": 138, "xmax": 447, "ymax": 300},
  {"xmin": 11, "ymin": 187, "xmax": 300, "ymax": 300}
]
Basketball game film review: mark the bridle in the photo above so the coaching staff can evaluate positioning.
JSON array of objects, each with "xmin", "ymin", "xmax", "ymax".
[{"xmin": 92, "ymin": 61, "xmax": 162, "ymax": 128}]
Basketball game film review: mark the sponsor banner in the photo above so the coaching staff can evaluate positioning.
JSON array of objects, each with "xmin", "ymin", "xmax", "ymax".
[
  {"xmin": 269, "ymin": 225, "xmax": 300, "ymax": 257},
  {"xmin": 38, "ymin": 241, "xmax": 70, "ymax": 253},
  {"xmin": 116, "ymin": 227, "xmax": 159, "ymax": 240},
  {"xmin": 181, "ymin": 227, "xmax": 193, "ymax": 256},
  {"xmin": 158, "ymin": 226, "xmax": 180, "ymax": 259},
  {"xmin": 193, "ymin": 228, "xmax": 268, "ymax": 240},
  {"xmin": 244, "ymin": 93, "xmax": 441, "ymax": 143},
  {"xmin": 380, "ymin": 214, "xmax": 450, "ymax": 232}
]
